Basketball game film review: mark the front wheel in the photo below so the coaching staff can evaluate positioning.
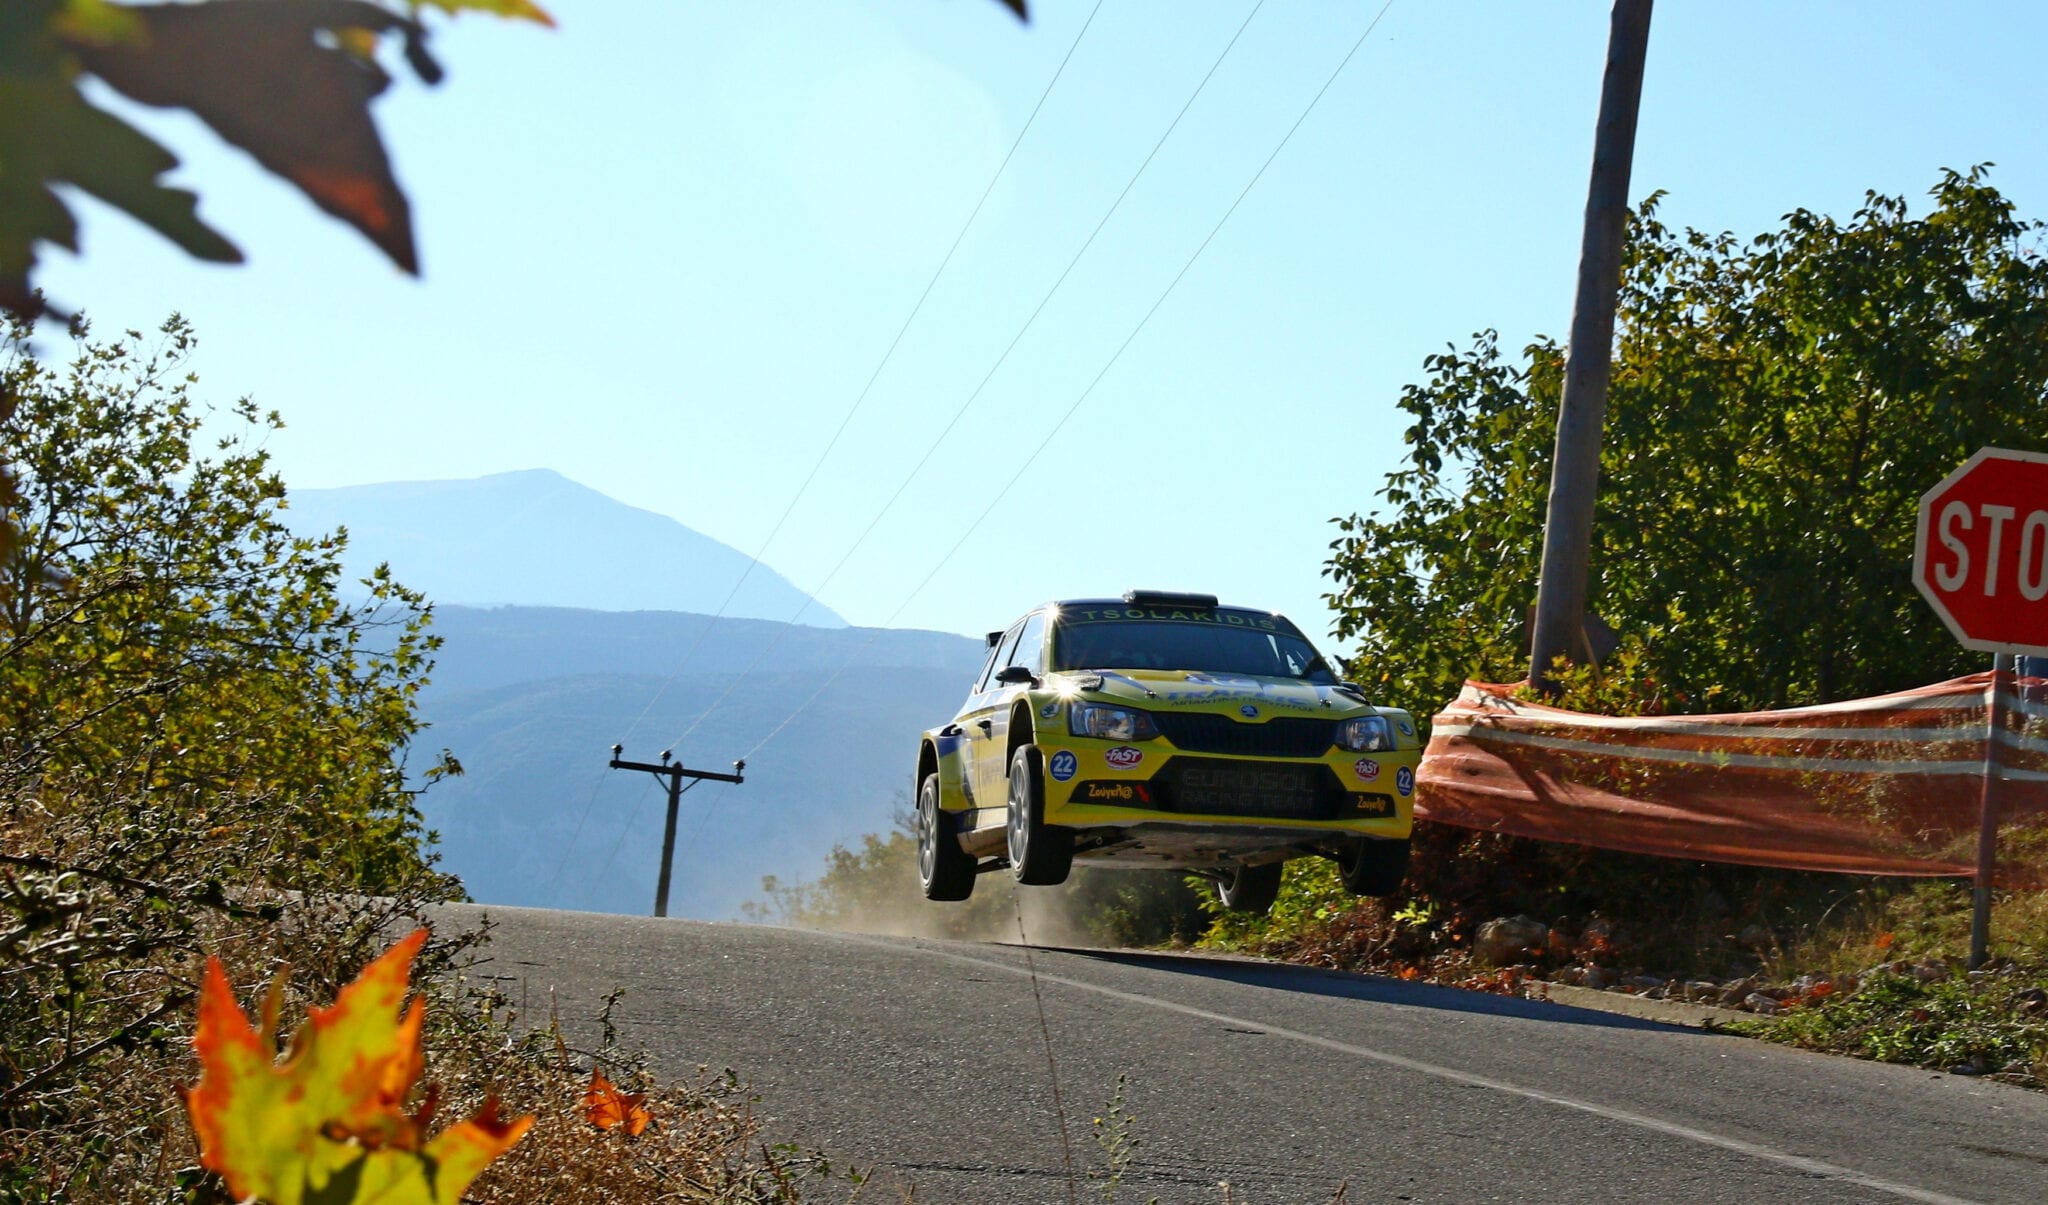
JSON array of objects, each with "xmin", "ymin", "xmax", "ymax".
[
  {"xmin": 918, "ymin": 773, "xmax": 975, "ymax": 901},
  {"xmin": 1006, "ymin": 746, "xmax": 1073, "ymax": 886},
  {"xmin": 1338, "ymin": 836, "xmax": 1409, "ymax": 898},
  {"xmin": 1215, "ymin": 861, "xmax": 1282, "ymax": 914}
]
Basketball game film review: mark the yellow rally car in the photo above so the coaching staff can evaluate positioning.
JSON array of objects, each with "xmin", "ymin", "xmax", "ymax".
[{"xmin": 913, "ymin": 590, "xmax": 1420, "ymax": 914}]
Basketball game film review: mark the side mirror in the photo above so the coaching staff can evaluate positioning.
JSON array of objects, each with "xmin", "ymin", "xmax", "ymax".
[{"xmin": 995, "ymin": 665, "xmax": 1038, "ymax": 686}]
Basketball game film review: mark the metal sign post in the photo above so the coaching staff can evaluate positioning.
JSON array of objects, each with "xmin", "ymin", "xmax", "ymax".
[
  {"xmin": 1912, "ymin": 447, "xmax": 2048, "ymax": 969},
  {"xmin": 608, "ymin": 745, "xmax": 745, "ymax": 918},
  {"xmin": 1970, "ymin": 654, "xmax": 2015, "ymax": 970}
]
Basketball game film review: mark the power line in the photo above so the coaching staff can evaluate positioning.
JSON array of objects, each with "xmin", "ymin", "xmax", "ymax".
[
  {"xmin": 601, "ymin": 0, "xmax": 1402, "ymax": 913},
  {"xmin": 661, "ymin": 0, "xmax": 1273, "ymax": 755},
  {"xmin": 734, "ymin": 0, "xmax": 1403, "ymax": 769},
  {"xmin": 534, "ymin": 4, "xmax": 1104, "ymax": 908},
  {"xmin": 609, "ymin": 0, "xmax": 1108, "ymax": 754}
]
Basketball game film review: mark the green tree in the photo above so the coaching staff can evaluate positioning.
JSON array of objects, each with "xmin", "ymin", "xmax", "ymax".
[
  {"xmin": 1326, "ymin": 167, "xmax": 2048, "ymax": 721},
  {"xmin": 1, "ymin": 311, "xmax": 456, "ymax": 893},
  {"xmin": 0, "ymin": 312, "xmax": 465, "ymax": 1198}
]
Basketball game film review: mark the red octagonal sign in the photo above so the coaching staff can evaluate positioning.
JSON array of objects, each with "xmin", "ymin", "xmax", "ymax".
[{"xmin": 1914, "ymin": 446, "xmax": 2048, "ymax": 657}]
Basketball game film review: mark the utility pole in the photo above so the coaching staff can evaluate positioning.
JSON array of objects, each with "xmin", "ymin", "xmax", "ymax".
[
  {"xmin": 608, "ymin": 744, "xmax": 745, "ymax": 918},
  {"xmin": 1528, "ymin": 0, "xmax": 1654, "ymax": 689}
]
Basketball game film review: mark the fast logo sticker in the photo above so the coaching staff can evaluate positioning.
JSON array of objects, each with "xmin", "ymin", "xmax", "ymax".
[
  {"xmin": 1354, "ymin": 758, "xmax": 1380, "ymax": 781},
  {"xmin": 1105, "ymin": 746, "xmax": 1144, "ymax": 770},
  {"xmin": 1395, "ymin": 766, "xmax": 1415, "ymax": 796},
  {"xmin": 1048, "ymin": 750, "xmax": 1078, "ymax": 782},
  {"xmin": 1040, "ymin": 700, "xmax": 1061, "ymax": 720}
]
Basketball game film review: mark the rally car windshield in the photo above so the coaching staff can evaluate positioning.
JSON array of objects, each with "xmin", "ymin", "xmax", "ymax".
[{"xmin": 1050, "ymin": 616, "xmax": 1337, "ymax": 682}]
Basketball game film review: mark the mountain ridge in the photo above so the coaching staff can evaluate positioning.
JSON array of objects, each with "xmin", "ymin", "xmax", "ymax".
[{"xmin": 282, "ymin": 469, "xmax": 845, "ymax": 626}]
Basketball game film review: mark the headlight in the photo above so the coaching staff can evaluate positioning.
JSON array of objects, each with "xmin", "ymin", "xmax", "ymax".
[
  {"xmin": 1069, "ymin": 703, "xmax": 1159, "ymax": 741},
  {"xmin": 1335, "ymin": 715, "xmax": 1393, "ymax": 752}
]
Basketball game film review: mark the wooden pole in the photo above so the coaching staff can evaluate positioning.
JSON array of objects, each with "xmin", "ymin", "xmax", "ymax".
[
  {"xmin": 654, "ymin": 766, "xmax": 684, "ymax": 919},
  {"xmin": 1969, "ymin": 652, "xmax": 2014, "ymax": 970},
  {"xmin": 608, "ymin": 746, "xmax": 745, "ymax": 919},
  {"xmin": 1528, "ymin": 0, "xmax": 1654, "ymax": 689}
]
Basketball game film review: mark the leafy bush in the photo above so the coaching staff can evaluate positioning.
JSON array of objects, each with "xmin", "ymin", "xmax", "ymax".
[
  {"xmin": 1737, "ymin": 966, "xmax": 2048, "ymax": 1085},
  {"xmin": 1212, "ymin": 169, "xmax": 2048, "ymax": 986}
]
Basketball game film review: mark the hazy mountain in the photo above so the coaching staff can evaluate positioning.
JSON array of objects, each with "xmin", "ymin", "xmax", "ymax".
[
  {"xmin": 284, "ymin": 469, "xmax": 844, "ymax": 626},
  {"xmin": 413, "ymin": 605, "xmax": 982, "ymax": 919}
]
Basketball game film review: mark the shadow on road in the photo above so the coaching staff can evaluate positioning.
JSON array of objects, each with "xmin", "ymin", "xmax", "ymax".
[{"xmin": 1050, "ymin": 946, "xmax": 1697, "ymax": 1033}]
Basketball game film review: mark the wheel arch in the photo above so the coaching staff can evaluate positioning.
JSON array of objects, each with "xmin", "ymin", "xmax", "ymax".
[
  {"xmin": 1006, "ymin": 701, "xmax": 1038, "ymax": 769},
  {"xmin": 916, "ymin": 739, "xmax": 939, "ymax": 798}
]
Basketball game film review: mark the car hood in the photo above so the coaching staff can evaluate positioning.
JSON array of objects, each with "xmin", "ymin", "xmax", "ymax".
[{"xmin": 1056, "ymin": 669, "xmax": 1369, "ymax": 717}]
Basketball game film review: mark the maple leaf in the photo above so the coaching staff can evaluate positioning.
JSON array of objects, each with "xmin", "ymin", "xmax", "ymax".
[
  {"xmin": 583, "ymin": 1070, "xmax": 652, "ymax": 1137},
  {"xmin": 186, "ymin": 928, "xmax": 533, "ymax": 1205}
]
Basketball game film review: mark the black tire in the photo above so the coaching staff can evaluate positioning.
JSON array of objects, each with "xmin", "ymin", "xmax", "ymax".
[
  {"xmin": 1338, "ymin": 837, "xmax": 1410, "ymax": 898},
  {"xmin": 917, "ymin": 773, "xmax": 975, "ymax": 901},
  {"xmin": 1215, "ymin": 861, "xmax": 1283, "ymax": 914},
  {"xmin": 1006, "ymin": 746, "xmax": 1073, "ymax": 886}
]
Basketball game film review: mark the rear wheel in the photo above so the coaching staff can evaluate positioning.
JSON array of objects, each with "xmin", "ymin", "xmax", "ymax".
[
  {"xmin": 1338, "ymin": 836, "xmax": 1410, "ymax": 898},
  {"xmin": 1006, "ymin": 746, "xmax": 1073, "ymax": 886},
  {"xmin": 1215, "ymin": 861, "xmax": 1283, "ymax": 914},
  {"xmin": 917, "ymin": 773, "xmax": 974, "ymax": 901}
]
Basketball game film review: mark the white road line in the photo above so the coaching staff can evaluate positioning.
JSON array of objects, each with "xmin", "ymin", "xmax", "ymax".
[{"xmin": 861, "ymin": 936, "xmax": 1981, "ymax": 1205}]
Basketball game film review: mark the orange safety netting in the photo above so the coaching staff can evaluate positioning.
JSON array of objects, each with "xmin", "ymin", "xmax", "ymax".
[{"xmin": 1416, "ymin": 672, "xmax": 2048, "ymax": 886}]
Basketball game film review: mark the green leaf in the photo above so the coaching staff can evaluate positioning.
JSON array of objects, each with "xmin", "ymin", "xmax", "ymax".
[
  {"xmin": 66, "ymin": 0, "xmax": 434, "ymax": 273},
  {"xmin": 0, "ymin": 76, "xmax": 241, "ymax": 313}
]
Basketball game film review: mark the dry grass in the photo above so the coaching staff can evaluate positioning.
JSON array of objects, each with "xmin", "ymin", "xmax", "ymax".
[{"xmin": 1, "ymin": 788, "xmax": 834, "ymax": 1203}]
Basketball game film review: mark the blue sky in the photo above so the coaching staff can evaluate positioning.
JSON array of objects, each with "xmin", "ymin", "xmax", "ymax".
[{"xmin": 41, "ymin": 0, "xmax": 2048, "ymax": 648}]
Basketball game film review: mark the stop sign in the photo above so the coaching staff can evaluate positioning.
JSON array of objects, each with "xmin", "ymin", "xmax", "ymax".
[{"xmin": 1914, "ymin": 446, "xmax": 2048, "ymax": 657}]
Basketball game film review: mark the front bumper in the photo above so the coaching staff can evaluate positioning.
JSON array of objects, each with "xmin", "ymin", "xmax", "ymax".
[{"xmin": 1040, "ymin": 737, "xmax": 1417, "ymax": 839}]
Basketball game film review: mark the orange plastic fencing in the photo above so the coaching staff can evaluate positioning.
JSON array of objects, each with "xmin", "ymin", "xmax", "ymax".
[{"xmin": 1416, "ymin": 672, "xmax": 2048, "ymax": 886}]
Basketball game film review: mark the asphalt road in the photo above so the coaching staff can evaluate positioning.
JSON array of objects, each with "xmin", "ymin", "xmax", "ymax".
[{"xmin": 441, "ymin": 903, "xmax": 2048, "ymax": 1204}]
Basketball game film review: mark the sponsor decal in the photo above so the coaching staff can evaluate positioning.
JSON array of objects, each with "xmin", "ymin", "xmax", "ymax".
[
  {"xmin": 1239, "ymin": 703, "xmax": 1259, "ymax": 718},
  {"xmin": 1047, "ymin": 750, "xmax": 1078, "ymax": 782},
  {"xmin": 1397, "ymin": 718, "xmax": 1414, "ymax": 736},
  {"xmin": 1395, "ymin": 766, "xmax": 1415, "ymax": 797},
  {"xmin": 1354, "ymin": 758, "xmax": 1381, "ymax": 781},
  {"xmin": 1075, "ymin": 780, "xmax": 1150, "ymax": 804},
  {"xmin": 1351, "ymin": 793, "xmax": 1396, "ymax": 818},
  {"xmin": 1105, "ymin": 746, "xmax": 1144, "ymax": 770},
  {"xmin": 1040, "ymin": 700, "xmax": 1061, "ymax": 720},
  {"xmin": 1065, "ymin": 608, "xmax": 1280, "ymax": 631}
]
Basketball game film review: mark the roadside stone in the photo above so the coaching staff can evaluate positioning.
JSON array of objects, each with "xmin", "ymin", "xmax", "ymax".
[
  {"xmin": 1743, "ymin": 992, "xmax": 1785, "ymax": 1015},
  {"xmin": 1473, "ymin": 916, "xmax": 1549, "ymax": 968},
  {"xmin": 1717, "ymin": 976, "xmax": 1758, "ymax": 1006},
  {"xmin": 1583, "ymin": 965, "xmax": 1615, "ymax": 991},
  {"xmin": 1684, "ymin": 981, "xmax": 1720, "ymax": 1002},
  {"xmin": 1622, "ymin": 975, "xmax": 1665, "ymax": 992},
  {"xmin": 1578, "ymin": 917, "xmax": 1620, "ymax": 958}
]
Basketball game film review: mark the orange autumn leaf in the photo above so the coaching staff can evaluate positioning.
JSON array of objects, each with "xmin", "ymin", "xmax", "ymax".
[
  {"xmin": 185, "ymin": 929, "xmax": 533, "ymax": 1205},
  {"xmin": 583, "ymin": 1070, "xmax": 652, "ymax": 1137},
  {"xmin": 1874, "ymin": 931, "xmax": 1896, "ymax": 951}
]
